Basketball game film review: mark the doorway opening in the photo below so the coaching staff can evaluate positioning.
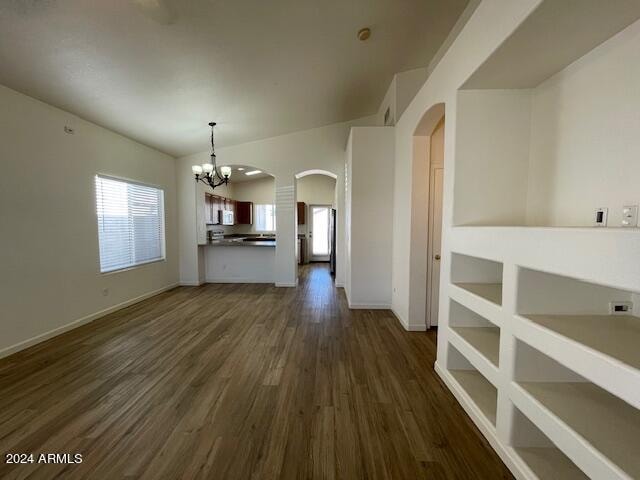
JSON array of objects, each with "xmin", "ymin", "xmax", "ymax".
[
  {"xmin": 426, "ymin": 117, "xmax": 445, "ymax": 327},
  {"xmin": 309, "ymin": 205, "xmax": 333, "ymax": 262},
  {"xmin": 294, "ymin": 171, "xmax": 337, "ymax": 279}
]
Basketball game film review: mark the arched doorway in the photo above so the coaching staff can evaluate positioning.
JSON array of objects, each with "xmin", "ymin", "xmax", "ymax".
[
  {"xmin": 295, "ymin": 170, "xmax": 338, "ymax": 280},
  {"xmin": 408, "ymin": 103, "xmax": 445, "ymax": 329}
]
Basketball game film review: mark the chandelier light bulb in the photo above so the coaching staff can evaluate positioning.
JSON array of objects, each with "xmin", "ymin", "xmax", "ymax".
[
  {"xmin": 202, "ymin": 163, "xmax": 214, "ymax": 174},
  {"xmin": 192, "ymin": 165, "xmax": 203, "ymax": 175},
  {"xmin": 220, "ymin": 166, "xmax": 232, "ymax": 178}
]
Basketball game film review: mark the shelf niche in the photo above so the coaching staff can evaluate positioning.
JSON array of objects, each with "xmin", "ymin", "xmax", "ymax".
[
  {"xmin": 513, "ymin": 340, "xmax": 640, "ymax": 479},
  {"xmin": 447, "ymin": 343, "xmax": 497, "ymax": 426},
  {"xmin": 453, "ymin": 1, "xmax": 640, "ymax": 228},
  {"xmin": 449, "ymin": 300, "xmax": 500, "ymax": 367},
  {"xmin": 516, "ymin": 267, "xmax": 640, "ymax": 373},
  {"xmin": 510, "ymin": 404, "xmax": 588, "ymax": 480},
  {"xmin": 451, "ymin": 253, "xmax": 503, "ymax": 306}
]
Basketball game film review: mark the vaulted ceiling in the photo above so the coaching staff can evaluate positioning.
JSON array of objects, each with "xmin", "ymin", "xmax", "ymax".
[{"xmin": 0, "ymin": 0, "xmax": 468, "ymax": 156}]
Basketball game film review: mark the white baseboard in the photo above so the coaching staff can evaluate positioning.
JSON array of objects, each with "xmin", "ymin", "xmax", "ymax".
[
  {"xmin": 0, "ymin": 283, "xmax": 178, "ymax": 360},
  {"xmin": 334, "ymin": 281, "xmax": 345, "ymax": 288},
  {"xmin": 391, "ymin": 308, "xmax": 427, "ymax": 331},
  {"xmin": 275, "ymin": 281, "xmax": 297, "ymax": 287},
  {"xmin": 179, "ymin": 280, "xmax": 203, "ymax": 286},
  {"xmin": 348, "ymin": 303, "xmax": 391, "ymax": 310},
  {"xmin": 434, "ymin": 362, "xmax": 531, "ymax": 480},
  {"xmin": 206, "ymin": 277, "xmax": 275, "ymax": 284}
]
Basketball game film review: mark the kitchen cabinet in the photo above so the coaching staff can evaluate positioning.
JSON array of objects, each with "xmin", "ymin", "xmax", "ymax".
[
  {"xmin": 297, "ymin": 202, "xmax": 306, "ymax": 225},
  {"xmin": 235, "ymin": 201, "xmax": 253, "ymax": 225},
  {"xmin": 205, "ymin": 193, "xmax": 218, "ymax": 225}
]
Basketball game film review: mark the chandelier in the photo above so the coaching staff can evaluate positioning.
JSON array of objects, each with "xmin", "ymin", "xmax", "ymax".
[{"xmin": 191, "ymin": 122, "xmax": 231, "ymax": 190}]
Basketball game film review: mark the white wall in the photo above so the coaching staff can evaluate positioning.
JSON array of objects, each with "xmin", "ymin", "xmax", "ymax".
[
  {"xmin": 345, "ymin": 127, "xmax": 395, "ymax": 308},
  {"xmin": 0, "ymin": 84, "xmax": 178, "ymax": 357},
  {"xmin": 391, "ymin": 0, "xmax": 542, "ymax": 331},
  {"xmin": 177, "ymin": 115, "xmax": 375, "ymax": 288},
  {"xmin": 526, "ymin": 18, "xmax": 640, "ymax": 227},
  {"xmin": 453, "ymin": 89, "xmax": 532, "ymax": 226},
  {"xmin": 205, "ymin": 245, "xmax": 275, "ymax": 283}
]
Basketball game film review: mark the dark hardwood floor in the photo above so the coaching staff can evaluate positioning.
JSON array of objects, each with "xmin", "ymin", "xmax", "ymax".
[{"xmin": 0, "ymin": 264, "xmax": 513, "ymax": 479}]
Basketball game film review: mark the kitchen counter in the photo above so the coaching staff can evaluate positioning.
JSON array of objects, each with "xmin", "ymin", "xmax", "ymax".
[
  {"xmin": 209, "ymin": 239, "xmax": 275, "ymax": 247},
  {"xmin": 204, "ymin": 237, "xmax": 275, "ymax": 283},
  {"xmin": 207, "ymin": 234, "xmax": 275, "ymax": 247}
]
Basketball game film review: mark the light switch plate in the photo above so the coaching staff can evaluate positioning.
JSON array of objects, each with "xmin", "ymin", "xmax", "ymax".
[
  {"xmin": 594, "ymin": 207, "xmax": 608, "ymax": 227},
  {"xmin": 621, "ymin": 205, "xmax": 638, "ymax": 227}
]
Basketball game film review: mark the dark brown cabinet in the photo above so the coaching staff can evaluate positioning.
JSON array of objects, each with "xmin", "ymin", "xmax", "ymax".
[
  {"xmin": 235, "ymin": 201, "xmax": 253, "ymax": 225},
  {"xmin": 205, "ymin": 193, "xmax": 218, "ymax": 225},
  {"xmin": 297, "ymin": 202, "xmax": 306, "ymax": 225}
]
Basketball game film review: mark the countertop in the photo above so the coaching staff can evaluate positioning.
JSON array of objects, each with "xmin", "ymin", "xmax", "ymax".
[{"xmin": 207, "ymin": 235, "xmax": 276, "ymax": 247}]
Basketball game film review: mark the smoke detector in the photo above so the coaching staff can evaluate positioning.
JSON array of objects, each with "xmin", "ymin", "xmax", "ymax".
[{"xmin": 357, "ymin": 27, "xmax": 371, "ymax": 41}]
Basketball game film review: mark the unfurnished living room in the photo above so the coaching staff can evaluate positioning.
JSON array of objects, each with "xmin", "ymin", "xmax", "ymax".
[{"xmin": 1, "ymin": 1, "xmax": 640, "ymax": 479}]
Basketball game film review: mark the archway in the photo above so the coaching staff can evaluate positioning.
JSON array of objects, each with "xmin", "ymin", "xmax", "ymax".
[
  {"xmin": 408, "ymin": 103, "xmax": 446, "ymax": 329},
  {"xmin": 294, "ymin": 170, "xmax": 339, "ymax": 281}
]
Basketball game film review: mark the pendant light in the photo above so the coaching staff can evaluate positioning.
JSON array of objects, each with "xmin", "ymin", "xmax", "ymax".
[{"xmin": 192, "ymin": 122, "xmax": 231, "ymax": 190}]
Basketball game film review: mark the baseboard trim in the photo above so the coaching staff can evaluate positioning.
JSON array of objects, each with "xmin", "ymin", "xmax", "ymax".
[
  {"xmin": 179, "ymin": 280, "xmax": 203, "ymax": 286},
  {"xmin": 334, "ymin": 281, "xmax": 345, "ymax": 288},
  {"xmin": 434, "ymin": 362, "xmax": 531, "ymax": 480},
  {"xmin": 391, "ymin": 308, "xmax": 427, "ymax": 331},
  {"xmin": 348, "ymin": 303, "xmax": 391, "ymax": 310},
  {"xmin": 275, "ymin": 281, "xmax": 297, "ymax": 287},
  {"xmin": 206, "ymin": 277, "xmax": 275, "ymax": 284},
  {"xmin": 0, "ymin": 283, "xmax": 179, "ymax": 361}
]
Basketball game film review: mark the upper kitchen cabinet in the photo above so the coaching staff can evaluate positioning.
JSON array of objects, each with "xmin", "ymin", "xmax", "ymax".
[
  {"xmin": 235, "ymin": 201, "xmax": 253, "ymax": 225},
  {"xmin": 297, "ymin": 202, "xmax": 306, "ymax": 225},
  {"xmin": 205, "ymin": 193, "xmax": 219, "ymax": 225}
]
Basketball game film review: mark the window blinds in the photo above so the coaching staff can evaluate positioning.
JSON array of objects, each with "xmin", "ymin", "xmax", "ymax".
[
  {"xmin": 255, "ymin": 204, "xmax": 276, "ymax": 231},
  {"xmin": 95, "ymin": 175, "xmax": 165, "ymax": 273}
]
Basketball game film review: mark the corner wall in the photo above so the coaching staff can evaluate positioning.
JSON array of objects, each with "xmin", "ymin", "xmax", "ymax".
[{"xmin": 0, "ymin": 84, "xmax": 179, "ymax": 357}]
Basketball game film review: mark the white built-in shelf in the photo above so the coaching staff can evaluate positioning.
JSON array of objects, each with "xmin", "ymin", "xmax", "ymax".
[
  {"xmin": 513, "ymin": 314, "xmax": 640, "ymax": 409},
  {"xmin": 450, "ymin": 369, "xmax": 497, "ymax": 426},
  {"xmin": 515, "ymin": 381, "xmax": 640, "ymax": 479},
  {"xmin": 521, "ymin": 314, "xmax": 639, "ymax": 369},
  {"xmin": 450, "ymin": 327, "xmax": 500, "ymax": 367},
  {"xmin": 454, "ymin": 283, "xmax": 502, "ymax": 306},
  {"xmin": 514, "ymin": 447, "xmax": 588, "ymax": 480}
]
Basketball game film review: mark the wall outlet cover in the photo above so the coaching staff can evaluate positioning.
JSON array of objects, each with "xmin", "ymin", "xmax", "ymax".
[
  {"xmin": 594, "ymin": 207, "xmax": 608, "ymax": 227},
  {"xmin": 621, "ymin": 205, "xmax": 638, "ymax": 227},
  {"xmin": 609, "ymin": 301, "xmax": 632, "ymax": 315}
]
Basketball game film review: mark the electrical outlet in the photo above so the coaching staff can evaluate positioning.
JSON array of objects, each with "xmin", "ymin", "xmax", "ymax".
[
  {"xmin": 609, "ymin": 301, "xmax": 632, "ymax": 315},
  {"xmin": 621, "ymin": 205, "xmax": 638, "ymax": 227},
  {"xmin": 102, "ymin": 288, "xmax": 109, "ymax": 297},
  {"xmin": 594, "ymin": 208, "xmax": 608, "ymax": 227}
]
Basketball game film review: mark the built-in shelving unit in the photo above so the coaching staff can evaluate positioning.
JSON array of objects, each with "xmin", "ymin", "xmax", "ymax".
[
  {"xmin": 438, "ymin": 248, "xmax": 640, "ymax": 479},
  {"xmin": 435, "ymin": 3, "xmax": 640, "ymax": 478}
]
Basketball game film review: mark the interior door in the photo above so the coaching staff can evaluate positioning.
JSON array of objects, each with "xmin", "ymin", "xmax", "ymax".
[
  {"xmin": 427, "ymin": 167, "xmax": 444, "ymax": 327},
  {"xmin": 309, "ymin": 205, "xmax": 331, "ymax": 262}
]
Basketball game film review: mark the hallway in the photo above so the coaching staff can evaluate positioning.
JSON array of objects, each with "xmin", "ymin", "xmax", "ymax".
[{"xmin": 0, "ymin": 264, "xmax": 512, "ymax": 479}]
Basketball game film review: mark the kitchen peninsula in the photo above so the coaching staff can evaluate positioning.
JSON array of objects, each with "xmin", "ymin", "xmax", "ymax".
[{"xmin": 205, "ymin": 233, "xmax": 276, "ymax": 283}]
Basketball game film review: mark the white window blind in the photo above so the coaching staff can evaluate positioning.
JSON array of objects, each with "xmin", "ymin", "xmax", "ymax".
[
  {"xmin": 95, "ymin": 175, "xmax": 165, "ymax": 273},
  {"xmin": 255, "ymin": 204, "xmax": 276, "ymax": 232}
]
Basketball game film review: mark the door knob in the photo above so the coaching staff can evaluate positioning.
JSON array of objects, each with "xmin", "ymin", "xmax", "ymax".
[{"xmin": 435, "ymin": 254, "xmax": 441, "ymax": 260}]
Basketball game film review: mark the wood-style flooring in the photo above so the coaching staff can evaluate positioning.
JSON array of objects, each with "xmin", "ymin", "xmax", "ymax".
[{"xmin": 0, "ymin": 264, "xmax": 513, "ymax": 479}]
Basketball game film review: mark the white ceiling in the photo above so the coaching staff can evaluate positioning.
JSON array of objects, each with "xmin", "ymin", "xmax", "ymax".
[{"xmin": 0, "ymin": 0, "xmax": 467, "ymax": 157}]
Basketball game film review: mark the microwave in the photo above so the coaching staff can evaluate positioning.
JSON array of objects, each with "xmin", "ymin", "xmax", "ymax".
[{"xmin": 221, "ymin": 209, "xmax": 234, "ymax": 225}]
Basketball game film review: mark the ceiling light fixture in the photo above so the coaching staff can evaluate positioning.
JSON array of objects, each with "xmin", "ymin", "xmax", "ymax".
[
  {"xmin": 245, "ymin": 170, "xmax": 262, "ymax": 176},
  {"xmin": 192, "ymin": 122, "xmax": 231, "ymax": 190},
  {"xmin": 357, "ymin": 27, "xmax": 371, "ymax": 41},
  {"xmin": 237, "ymin": 167, "xmax": 245, "ymax": 171}
]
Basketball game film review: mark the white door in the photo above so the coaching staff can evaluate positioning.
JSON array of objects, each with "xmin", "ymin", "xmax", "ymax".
[
  {"xmin": 309, "ymin": 205, "xmax": 331, "ymax": 262},
  {"xmin": 427, "ymin": 167, "xmax": 444, "ymax": 327}
]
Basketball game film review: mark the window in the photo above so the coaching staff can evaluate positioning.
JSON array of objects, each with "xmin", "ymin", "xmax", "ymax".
[
  {"xmin": 255, "ymin": 204, "xmax": 276, "ymax": 232},
  {"xmin": 95, "ymin": 175, "xmax": 165, "ymax": 273}
]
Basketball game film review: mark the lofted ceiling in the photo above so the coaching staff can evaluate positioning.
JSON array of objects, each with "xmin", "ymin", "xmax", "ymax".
[{"xmin": 0, "ymin": 0, "xmax": 468, "ymax": 157}]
